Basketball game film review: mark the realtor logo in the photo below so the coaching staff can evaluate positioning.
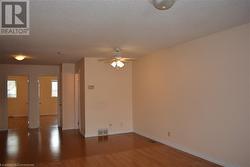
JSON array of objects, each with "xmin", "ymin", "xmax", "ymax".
[{"xmin": 0, "ymin": 0, "xmax": 30, "ymax": 35}]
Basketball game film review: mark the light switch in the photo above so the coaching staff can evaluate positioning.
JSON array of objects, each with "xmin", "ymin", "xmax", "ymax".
[{"xmin": 88, "ymin": 85, "xmax": 95, "ymax": 90}]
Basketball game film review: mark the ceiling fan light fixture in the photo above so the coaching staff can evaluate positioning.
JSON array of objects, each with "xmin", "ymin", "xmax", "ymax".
[
  {"xmin": 111, "ymin": 60, "xmax": 125, "ymax": 68},
  {"xmin": 153, "ymin": 0, "xmax": 176, "ymax": 10},
  {"xmin": 100, "ymin": 48, "xmax": 133, "ymax": 69},
  {"xmin": 111, "ymin": 61, "xmax": 117, "ymax": 68},
  {"xmin": 116, "ymin": 60, "xmax": 124, "ymax": 68}
]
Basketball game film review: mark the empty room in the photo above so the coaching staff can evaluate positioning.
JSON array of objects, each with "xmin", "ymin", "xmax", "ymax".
[{"xmin": 0, "ymin": 0, "xmax": 249, "ymax": 167}]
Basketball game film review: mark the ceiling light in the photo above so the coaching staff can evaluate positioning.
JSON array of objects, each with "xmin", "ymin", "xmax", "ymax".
[
  {"xmin": 101, "ymin": 48, "xmax": 134, "ymax": 69},
  {"xmin": 14, "ymin": 55, "xmax": 26, "ymax": 61},
  {"xmin": 153, "ymin": 0, "xmax": 176, "ymax": 10},
  {"xmin": 116, "ymin": 60, "xmax": 124, "ymax": 68},
  {"xmin": 110, "ymin": 60, "xmax": 125, "ymax": 68},
  {"xmin": 111, "ymin": 61, "xmax": 117, "ymax": 68}
]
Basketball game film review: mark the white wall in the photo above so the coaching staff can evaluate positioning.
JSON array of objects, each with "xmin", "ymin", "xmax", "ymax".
[
  {"xmin": 61, "ymin": 63, "xmax": 76, "ymax": 130},
  {"xmin": 133, "ymin": 23, "xmax": 250, "ymax": 167},
  {"xmin": 85, "ymin": 58, "xmax": 133, "ymax": 137},
  {"xmin": 0, "ymin": 64, "xmax": 60, "ymax": 129}
]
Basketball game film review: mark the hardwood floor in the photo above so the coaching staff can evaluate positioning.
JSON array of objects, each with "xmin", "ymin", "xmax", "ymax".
[
  {"xmin": 8, "ymin": 116, "xmax": 28, "ymax": 130},
  {"xmin": 40, "ymin": 115, "xmax": 58, "ymax": 129},
  {"xmin": 8, "ymin": 115, "xmax": 58, "ymax": 130},
  {"xmin": 0, "ymin": 125, "xmax": 221, "ymax": 167}
]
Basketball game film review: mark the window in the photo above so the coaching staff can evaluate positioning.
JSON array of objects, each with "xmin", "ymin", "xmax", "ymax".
[
  {"xmin": 7, "ymin": 80, "xmax": 17, "ymax": 98},
  {"xmin": 51, "ymin": 80, "xmax": 58, "ymax": 97}
]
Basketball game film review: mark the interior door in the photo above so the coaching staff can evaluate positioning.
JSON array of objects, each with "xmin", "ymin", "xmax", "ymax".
[
  {"xmin": 39, "ymin": 76, "xmax": 58, "ymax": 116},
  {"xmin": 7, "ymin": 76, "xmax": 28, "ymax": 117}
]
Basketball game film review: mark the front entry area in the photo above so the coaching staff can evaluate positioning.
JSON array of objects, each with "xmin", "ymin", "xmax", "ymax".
[
  {"xmin": 7, "ymin": 76, "xmax": 29, "ymax": 130},
  {"xmin": 7, "ymin": 76, "xmax": 59, "ymax": 130}
]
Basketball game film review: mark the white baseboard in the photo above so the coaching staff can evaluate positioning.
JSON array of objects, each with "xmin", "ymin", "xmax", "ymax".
[
  {"xmin": 134, "ymin": 130, "xmax": 237, "ymax": 167},
  {"xmin": 28, "ymin": 126, "xmax": 39, "ymax": 129},
  {"xmin": 85, "ymin": 130, "xmax": 133, "ymax": 138},
  {"xmin": 62, "ymin": 127, "xmax": 78, "ymax": 131}
]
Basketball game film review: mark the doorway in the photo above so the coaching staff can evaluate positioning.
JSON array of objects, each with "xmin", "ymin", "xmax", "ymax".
[
  {"xmin": 7, "ymin": 75, "xmax": 29, "ymax": 130},
  {"xmin": 38, "ymin": 76, "xmax": 59, "ymax": 129}
]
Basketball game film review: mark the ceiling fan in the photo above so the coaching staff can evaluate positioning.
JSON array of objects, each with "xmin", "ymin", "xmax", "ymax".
[{"xmin": 99, "ymin": 48, "xmax": 135, "ymax": 69}]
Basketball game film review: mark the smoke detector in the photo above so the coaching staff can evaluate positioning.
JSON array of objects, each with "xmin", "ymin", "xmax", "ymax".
[{"xmin": 153, "ymin": 0, "xmax": 176, "ymax": 10}]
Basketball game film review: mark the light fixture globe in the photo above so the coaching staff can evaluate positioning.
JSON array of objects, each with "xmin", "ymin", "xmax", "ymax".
[
  {"xmin": 153, "ymin": 0, "xmax": 176, "ymax": 10},
  {"xmin": 110, "ymin": 60, "xmax": 125, "ymax": 68},
  {"xmin": 111, "ymin": 61, "xmax": 117, "ymax": 68},
  {"xmin": 14, "ymin": 55, "xmax": 26, "ymax": 61},
  {"xmin": 116, "ymin": 60, "xmax": 124, "ymax": 68}
]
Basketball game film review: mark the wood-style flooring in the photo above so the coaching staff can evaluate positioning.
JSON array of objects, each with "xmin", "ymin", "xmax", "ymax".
[
  {"xmin": 1, "ymin": 116, "xmax": 222, "ymax": 167},
  {"xmin": 8, "ymin": 115, "xmax": 58, "ymax": 130}
]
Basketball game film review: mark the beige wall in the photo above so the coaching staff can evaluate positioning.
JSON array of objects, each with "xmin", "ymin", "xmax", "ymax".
[
  {"xmin": 133, "ymin": 23, "xmax": 250, "ymax": 167},
  {"xmin": 8, "ymin": 76, "xmax": 28, "ymax": 117},
  {"xmin": 84, "ymin": 58, "xmax": 133, "ymax": 137},
  {"xmin": 39, "ymin": 76, "xmax": 58, "ymax": 115}
]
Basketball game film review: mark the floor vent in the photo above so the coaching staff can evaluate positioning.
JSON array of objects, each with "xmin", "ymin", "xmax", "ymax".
[{"xmin": 98, "ymin": 128, "xmax": 108, "ymax": 136}]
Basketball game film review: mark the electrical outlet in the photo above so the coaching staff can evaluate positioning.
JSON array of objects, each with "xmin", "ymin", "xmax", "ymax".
[{"xmin": 168, "ymin": 132, "xmax": 171, "ymax": 137}]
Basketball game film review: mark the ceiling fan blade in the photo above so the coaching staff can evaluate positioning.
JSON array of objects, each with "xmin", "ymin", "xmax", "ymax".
[
  {"xmin": 120, "ymin": 58, "xmax": 136, "ymax": 61},
  {"xmin": 98, "ymin": 58, "xmax": 116, "ymax": 62},
  {"xmin": 99, "ymin": 56, "xmax": 136, "ymax": 64},
  {"xmin": 122, "ymin": 61, "xmax": 134, "ymax": 63}
]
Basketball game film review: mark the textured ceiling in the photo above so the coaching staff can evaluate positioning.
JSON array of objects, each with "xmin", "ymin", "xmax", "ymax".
[{"xmin": 0, "ymin": 0, "xmax": 250, "ymax": 65}]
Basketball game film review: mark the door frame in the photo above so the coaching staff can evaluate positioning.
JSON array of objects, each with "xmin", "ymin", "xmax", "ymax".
[
  {"xmin": 38, "ymin": 75, "xmax": 61, "ymax": 128},
  {"xmin": 74, "ymin": 73, "xmax": 80, "ymax": 130}
]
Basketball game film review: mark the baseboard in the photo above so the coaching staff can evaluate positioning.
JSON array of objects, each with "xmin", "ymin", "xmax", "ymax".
[
  {"xmin": 0, "ymin": 129, "xmax": 8, "ymax": 132},
  {"xmin": 62, "ymin": 127, "xmax": 77, "ymax": 130},
  {"xmin": 8, "ymin": 115, "xmax": 28, "ymax": 117},
  {"xmin": 85, "ymin": 130, "xmax": 133, "ymax": 138},
  {"xmin": 134, "ymin": 130, "xmax": 237, "ymax": 167},
  {"xmin": 40, "ymin": 114, "xmax": 57, "ymax": 116},
  {"xmin": 28, "ymin": 126, "xmax": 39, "ymax": 129}
]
